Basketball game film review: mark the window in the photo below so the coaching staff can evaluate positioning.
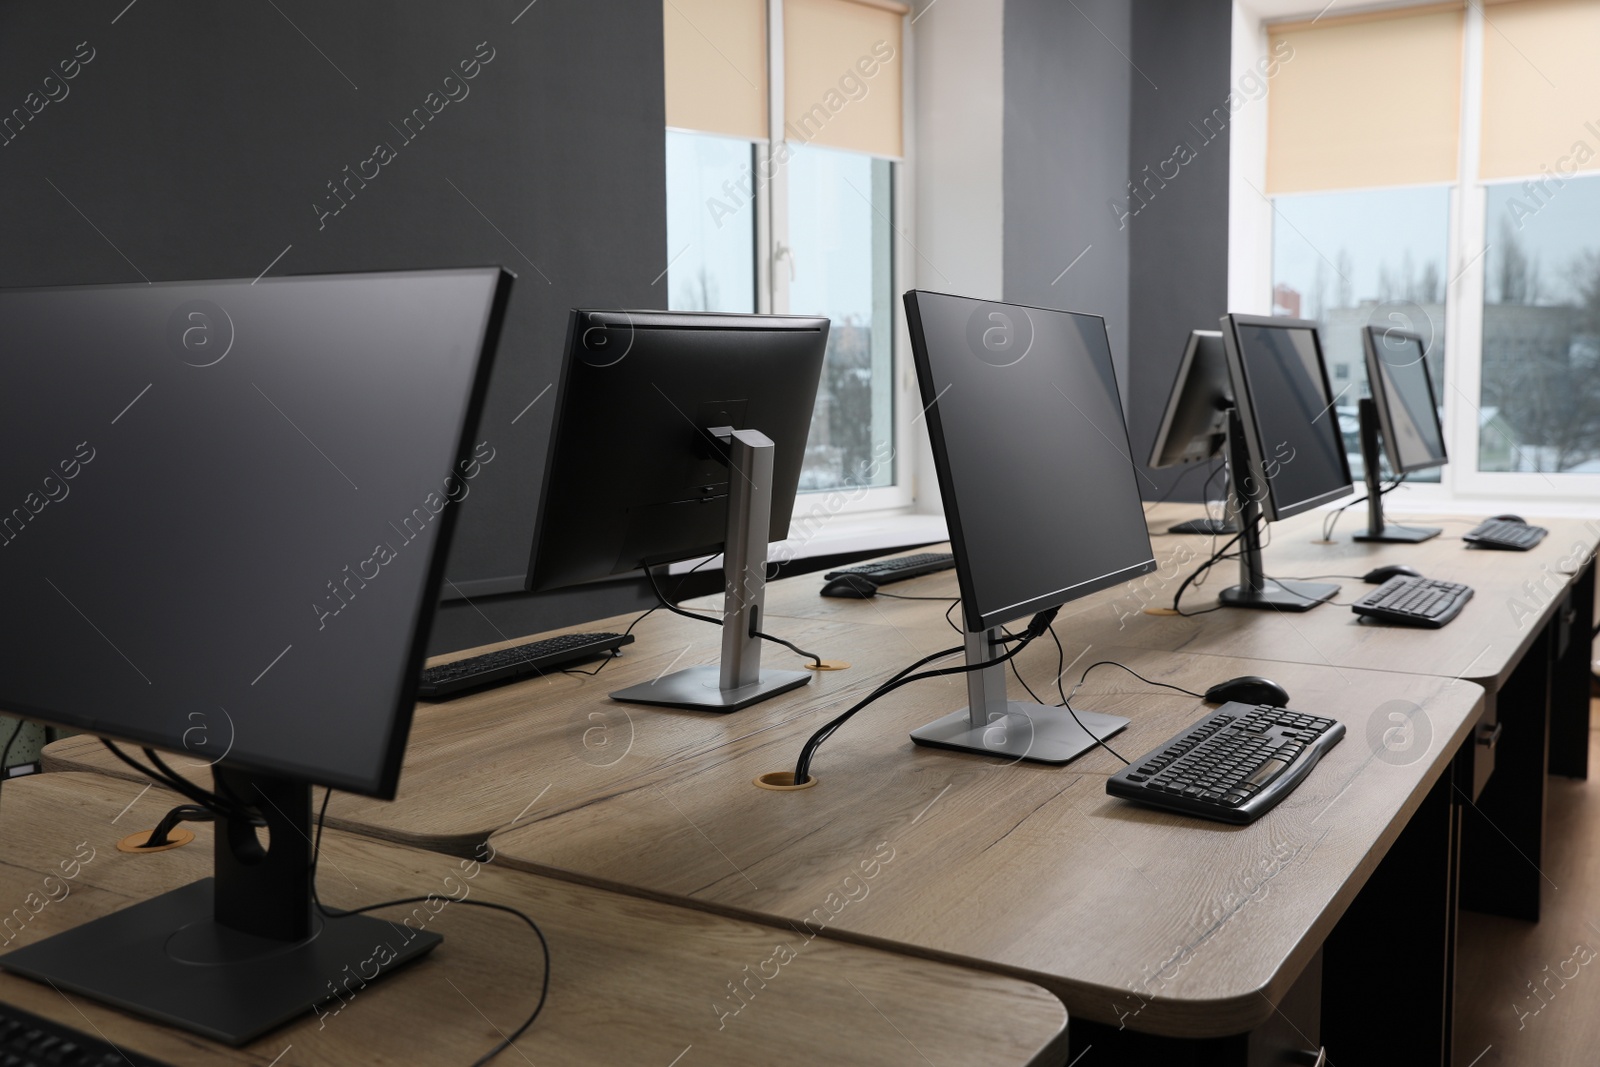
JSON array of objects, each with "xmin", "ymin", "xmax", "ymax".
[
  {"xmin": 663, "ymin": 0, "xmax": 909, "ymax": 503},
  {"xmin": 1480, "ymin": 176, "xmax": 1600, "ymax": 472},
  {"xmin": 1252, "ymin": 0, "xmax": 1600, "ymax": 497},
  {"xmin": 1270, "ymin": 186, "xmax": 1450, "ymax": 483}
]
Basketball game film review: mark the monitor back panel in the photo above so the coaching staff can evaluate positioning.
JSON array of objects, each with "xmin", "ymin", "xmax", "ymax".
[{"xmin": 527, "ymin": 310, "xmax": 828, "ymax": 593}]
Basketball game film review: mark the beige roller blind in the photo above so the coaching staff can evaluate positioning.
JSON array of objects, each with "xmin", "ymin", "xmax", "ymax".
[
  {"xmin": 784, "ymin": 0, "xmax": 906, "ymax": 157},
  {"xmin": 1267, "ymin": 4, "xmax": 1463, "ymax": 194},
  {"xmin": 1480, "ymin": 0, "xmax": 1600, "ymax": 181},
  {"xmin": 664, "ymin": 0, "xmax": 767, "ymax": 140}
]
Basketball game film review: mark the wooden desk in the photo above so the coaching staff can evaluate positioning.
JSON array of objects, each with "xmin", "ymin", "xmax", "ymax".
[
  {"xmin": 733, "ymin": 509, "xmax": 1598, "ymax": 924},
  {"xmin": 472, "ymin": 644, "xmax": 1481, "ymax": 1060},
  {"xmin": 0, "ymin": 773, "xmax": 1066, "ymax": 1066},
  {"xmin": 44, "ymin": 622, "xmax": 1482, "ymax": 1060}
]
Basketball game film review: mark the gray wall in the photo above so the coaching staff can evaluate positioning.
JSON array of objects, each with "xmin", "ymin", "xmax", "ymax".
[
  {"xmin": 0, "ymin": 1, "xmax": 667, "ymax": 653},
  {"xmin": 1126, "ymin": 0, "xmax": 1235, "ymax": 500},
  {"xmin": 1003, "ymin": 0, "xmax": 1132, "ymax": 390}
]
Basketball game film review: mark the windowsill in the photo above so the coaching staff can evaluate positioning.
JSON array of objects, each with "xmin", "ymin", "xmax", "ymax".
[{"xmin": 666, "ymin": 509, "xmax": 949, "ymax": 574}]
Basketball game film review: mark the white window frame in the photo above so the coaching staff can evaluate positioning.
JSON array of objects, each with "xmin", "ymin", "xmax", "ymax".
[
  {"xmin": 1236, "ymin": 0, "xmax": 1600, "ymax": 512},
  {"xmin": 761, "ymin": 0, "xmax": 918, "ymax": 514}
]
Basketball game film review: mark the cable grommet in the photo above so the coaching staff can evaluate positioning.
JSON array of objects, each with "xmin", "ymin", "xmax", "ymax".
[{"xmin": 754, "ymin": 771, "xmax": 816, "ymax": 791}]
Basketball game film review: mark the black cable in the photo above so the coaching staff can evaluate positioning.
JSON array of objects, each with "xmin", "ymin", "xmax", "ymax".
[
  {"xmin": 1321, "ymin": 474, "xmax": 1405, "ymax": 542},
  {"xmin": 793, "ymin": 608, "xmax": 1059, "ymax": 784},
  {"xmin": 1171, "ymin": 524, "xmax": 1250, "ymax": 616},
  {"xmin": 752, "ymin": 628, "xmax": 823, "ymax": 668},
  {"xmin": 644, "ymin": 564, "xmax": 826, "ymax": 668},
  {"xmin": 873, "ymin": 591, "xmax": 961, "ymax": 602},
  {"xmin": 99, "ymin": 740, "xmax": 261, "ymax": 825},
  {"xmin": 1069, "ymin": 660, "xmax": 1205, "ymax": 700},
  {"xmin": 1044, "ymin": 626, "xmax": 1130, "ymax": 764},
  {"xmin": 565, "ymin": 559, "xmax": 718, "ymax": 677},
  {"xmin": 645, "ymin": 566, "xmax": 722, "ymax": 626},
  {"xmin": 310, "ymin": 789, "xmax": 550, "ymax": 1066},
  {"xmin": 944, "ymin": 599, "xmax": 963, "ymax": 635},
  {"xmin": 1003, "ymin": 627, "xmax": 1051, "ymax": 706}
]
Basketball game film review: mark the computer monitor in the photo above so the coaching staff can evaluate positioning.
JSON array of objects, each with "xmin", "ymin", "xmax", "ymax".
[
  {"xmin": 528, "ymin": 309, "xmax": 827, "ymax": 712},
  {"xmin": 903, "ymin": 290, "xmax": 1157, "ymax": 763},
  {"xmin": 1353, "ymin": 325, "xmax": 1445, "ymax": 543},
  {"xmin": 1217, "ymin": 313, "xmax": 1355, "ymax": 610},
  {"xmin": 1147, "ymin": 329, "xmax": 1236, "ymax": 534},
  {"xmin": 0, "ymin": 268, "xmax": 510, "ymax": 1042}
]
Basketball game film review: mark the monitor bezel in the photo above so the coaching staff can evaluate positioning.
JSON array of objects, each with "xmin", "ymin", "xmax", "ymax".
[
  {"xmin": 1147, "ymin": 329, "xmax": 1230, "ymax": 470},
  {"xmin": 1362, "ymin": 325, "xmax": 1448, "ymax": 476},
  {"xmin": 905, "ymin": 290, "xmax": 1157, "ymax": 633},
  {"xmin": 1220, "ymin": 312, "xmax": 1354, "ymax": 524},
  {"xmin": 0, "ymin": 267, "xmax": 514, "ymax": 799}
]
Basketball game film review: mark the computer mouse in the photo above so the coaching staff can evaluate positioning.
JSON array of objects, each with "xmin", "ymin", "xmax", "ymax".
[
  {"xmin": 1490, "ymin": 513, "xmax": 1526, "ymax": 525},
  {"xmin": 1204, "ymin": 675, "xmax": 1290, "ymax": 707},
  {"xmin": 821, "ymin": 574, "xmax": 879, "ymax": 598},
  {"xmin": 1363, "ymin": 564, "xmax": 1423, "ymax": 584}
]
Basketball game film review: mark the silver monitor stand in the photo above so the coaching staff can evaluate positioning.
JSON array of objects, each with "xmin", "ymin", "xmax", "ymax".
[
  {"xmin": 909, "ymin": 627, "xmax": 1129, "ymax": 763},
  {"xmin": 610, "ymin": 427, "xmax": 812, "ymax": 713}
]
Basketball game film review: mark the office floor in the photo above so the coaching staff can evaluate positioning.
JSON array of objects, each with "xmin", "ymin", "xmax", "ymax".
[{"xmin": 1455, "ymin": 699, "xmax": 1600, "ymax": 1066}]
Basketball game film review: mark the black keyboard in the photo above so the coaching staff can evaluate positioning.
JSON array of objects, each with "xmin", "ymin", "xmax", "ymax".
[
  {"xmin": 1107, "ymin": 703, "xmax": 1345, "ymax": 825},
  {"xmin": 1352, "ymin": 575, "xmax": 1474, "ymax": 628},
  {"xmin": 823, "ymin": 552, "xmax": 955, "ymax": 586},
  {"xmin": 419, "ymin": 631, "xmax": 633, "ymax": 698},
  {"xmin": 1464, "ymin": 518, "xmax": 1547, "ymax": 550},
  {"xmin": 0, "ymin": 998, "xmax": 170, "ymax": 1065}
]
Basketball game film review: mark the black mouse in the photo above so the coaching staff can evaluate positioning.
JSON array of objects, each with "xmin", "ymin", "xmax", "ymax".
[
  {"xmin": 1490, "ymin": 513, "xmax": 1526, "ymax": 525},
  {"xmin": 1204, "ymin": 675, "xmax": 1290, "ymax": 707},
  {"xmin": 821, "ymin": 574, "xmax": 879, "ymax": 598},
  {"xmin": 1363, "ymin": 563, "xmax": 1423, "ymax": 584}
]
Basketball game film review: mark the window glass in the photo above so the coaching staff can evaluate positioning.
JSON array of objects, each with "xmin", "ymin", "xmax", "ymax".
[
  {"xmin": 1480, "ymin": 176, "xmax": 1600, "ymax": 473},
  {"xmin": 1271, "ymin": 185, "xmax": 1450, "ymax": 483},
  {"xmin": 785, "ymin": 143, "xmax": 895, "ymax": 491},
  {"xmin": 665, "ymin": 130, "xmax": 757, "ymax": 313}
]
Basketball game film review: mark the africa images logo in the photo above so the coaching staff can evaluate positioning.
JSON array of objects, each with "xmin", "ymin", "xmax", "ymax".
[
  {"xmin": 965, "ymin": 301, "xmax": 1034, "ymax": 368},
  {"xmin": 166, "ymin": 300, "xmax": 234, "ymax": 368}
]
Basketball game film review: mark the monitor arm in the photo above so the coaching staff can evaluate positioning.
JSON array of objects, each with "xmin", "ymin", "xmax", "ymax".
[
  {"xmin": 1352, "ymin": 397, "xmax": 1439, "ymax": 543},
  {"xmin": 1217, "ymin": 406, "xmax": 1338, "ymax": 612},
  {"xmin": 608, "ymin": 427, "xmax": 812, "ymax": 712}
]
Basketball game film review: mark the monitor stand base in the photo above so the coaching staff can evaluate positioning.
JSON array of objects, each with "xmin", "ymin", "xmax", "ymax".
[
  {"xmin": 911, "ymin": 702, "xmax": 1130, "ymax": 764},
  {"xmin": 612, "ymin": 664, "xmax": 812, "ymax": 712},
  {"xmin": 1354, "ymin": 524, "xmax": 1441, "ymax": 543},
  {"xmin": 0, "ymin": 878, "xmax": 440, "ymax": 1046},
  {"xmin": 1219, "ymin": 578, "xmax": 1338, "ymax": 612},
  {"xmin": 1167, "ymin": 517, "xmax": 1237, "ymax": 535}
]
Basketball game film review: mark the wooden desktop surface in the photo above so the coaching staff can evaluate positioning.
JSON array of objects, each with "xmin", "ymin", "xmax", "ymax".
[
  {"xmin": 478, "ymin": 640, "xmax": 1481, "ymax": 1038},
  {"xmin": 0, "ymin": 773, "xmax": 1066, "ymax": 1066},
  {"xmin": 736, "ymin": 508, "xmax": 1599, "ymax": 693}
]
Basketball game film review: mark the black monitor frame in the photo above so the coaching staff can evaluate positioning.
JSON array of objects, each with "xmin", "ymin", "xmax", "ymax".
[
  {"xmin": 527, "ymin": 308, "xmax": 829, "ymax": 712},
  {"xmin": 0, "ymin": 268, "xmax": 512, "ymax": 1044},
  {"xmin": 903, "ymin": 290, "xmax": 1156, "ymax": 765},
  {"xmin": 1354, "ymin": 326, "xmax": 1445, "ymax": 543},
  {"xmin": 1215, "ymin": 314, "xmax": 1352, "ymax": 611},
  {"xmin": 1219, "ymin": 313, "xmax": 1354, "ymax": 524},
  {"xmin": 1147, "ymin": 329, "xmax": 1236, "ymax": 535}
]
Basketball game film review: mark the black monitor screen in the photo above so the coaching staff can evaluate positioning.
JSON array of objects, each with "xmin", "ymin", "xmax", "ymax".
[
  {"xmin": 905, "ymin": 291, "xmax": 1156, "ymax": 632},
  {"xmin": 1228, "ymin": 319, "xmax": 1352, "ymax": 520},
  {"xmin": 1368, "ymin": 330, "xmax": 1446, "ymax": 473},
  {"xmin": 0, "ymin": 269, "xmax": 508, "ymax": 797}
]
